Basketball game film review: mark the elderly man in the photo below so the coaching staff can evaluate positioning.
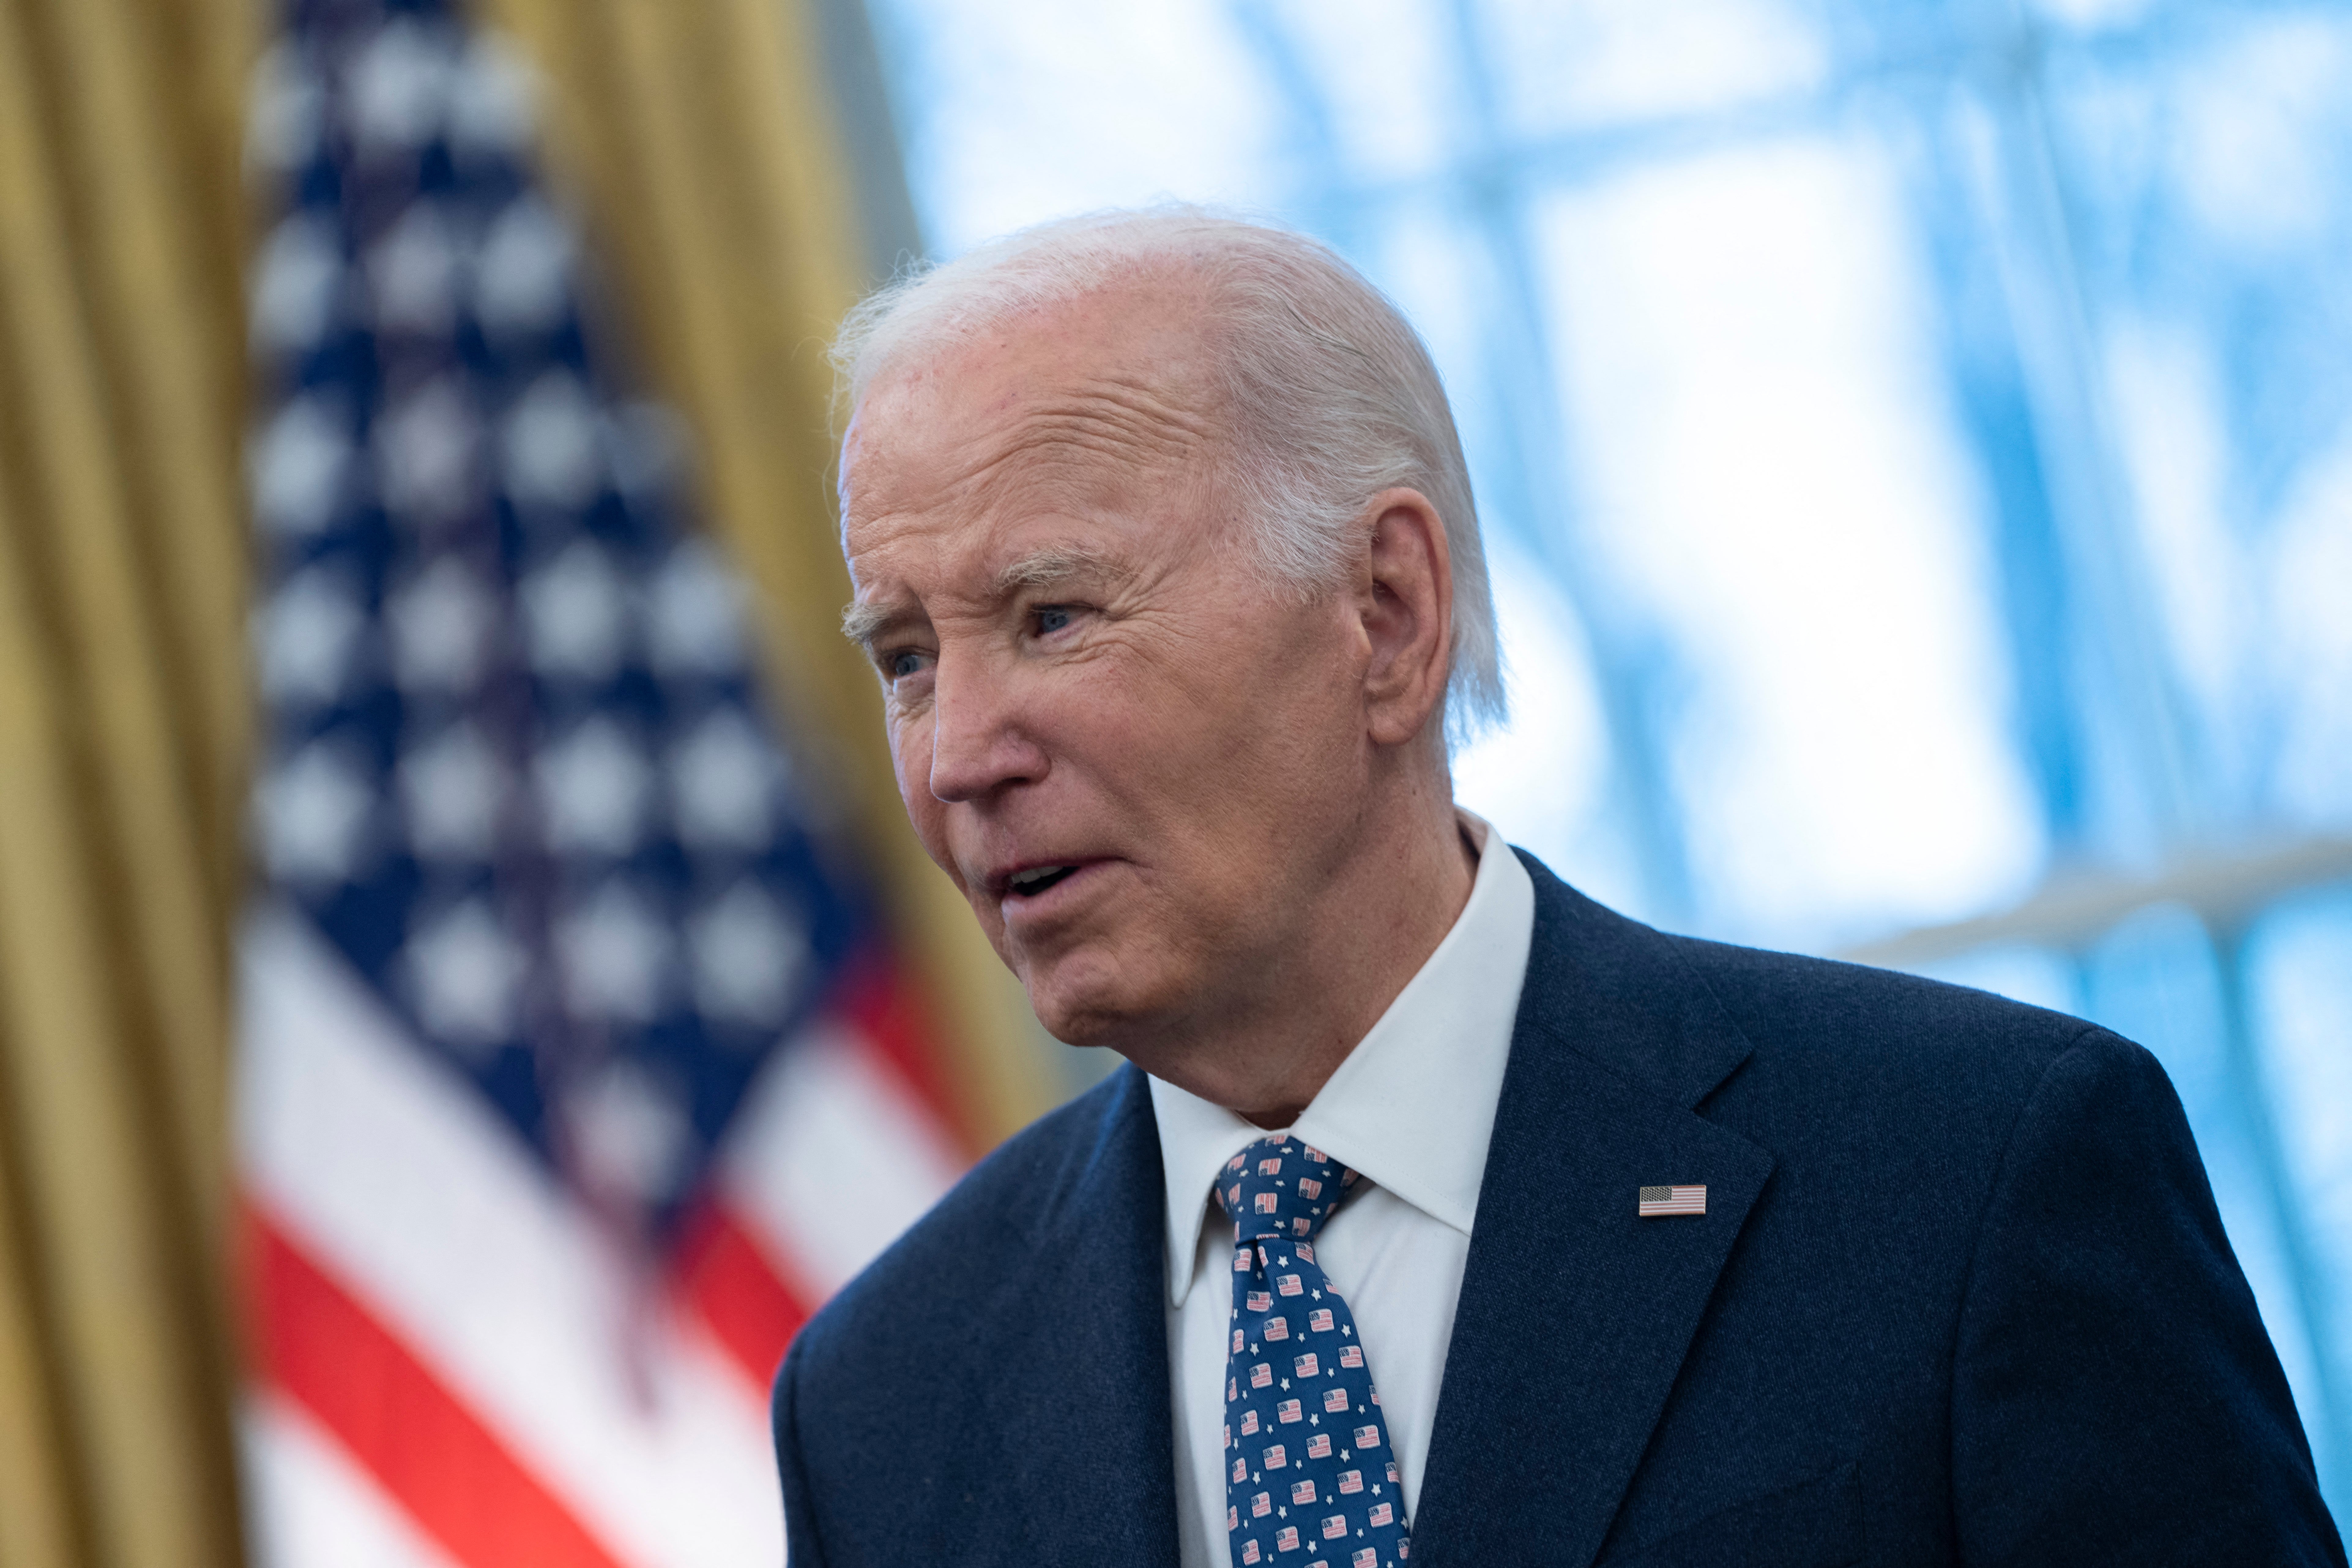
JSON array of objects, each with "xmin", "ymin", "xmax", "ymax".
[{"xmin": 771, "ymin": 210, "xmax": 2340, "ymax": 1568}]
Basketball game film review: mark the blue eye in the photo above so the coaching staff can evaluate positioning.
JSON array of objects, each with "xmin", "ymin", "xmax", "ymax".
[
  {"xmin": 887, "ymin": 650, "xmax": 926, "ymax": 680},
  {"xmin": 1035, "ymin": 606, "xmax": 1072, "ymax": 635}
]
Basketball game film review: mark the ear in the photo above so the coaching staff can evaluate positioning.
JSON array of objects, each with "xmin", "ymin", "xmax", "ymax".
[{"xmin": 1353, "ymin": 487, "xmax": 1454, "ymax": 750}]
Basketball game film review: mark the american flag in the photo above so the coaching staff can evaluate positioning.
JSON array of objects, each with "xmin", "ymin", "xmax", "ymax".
[
  {"xmin": 236, "ymin": 2, "xmax": 966, "ymax": 1565},
  {"xmin": 1638, "ymin": 1184, "xmax": 1708, "ymax": 1217}
]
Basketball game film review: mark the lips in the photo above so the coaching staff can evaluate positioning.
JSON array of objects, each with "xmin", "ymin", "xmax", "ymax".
[
  {"xmin": 987, "ymin": 857, "xmax": 1110, "ymax": 908},
  {"xmin": 1005, "ymin": 864, "xmax": 1079, "ymax": 897}
]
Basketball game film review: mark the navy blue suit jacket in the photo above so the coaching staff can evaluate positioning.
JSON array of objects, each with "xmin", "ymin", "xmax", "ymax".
[{"xmin": 774, "ymin": 852, "xmax": 2343, "ymax": 1566}]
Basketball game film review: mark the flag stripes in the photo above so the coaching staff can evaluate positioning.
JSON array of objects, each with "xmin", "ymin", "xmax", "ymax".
[
  {"xmin": 240, "ymin": 892, "xmax": 960, "ymax": 1567},
  {"xmin": 249, "ymin": 1209, "xmax": 629, "ymax": 1568},
  {"xmin": 672, "ymin": 1202, "xmax": 817, "ymax": 1392}
]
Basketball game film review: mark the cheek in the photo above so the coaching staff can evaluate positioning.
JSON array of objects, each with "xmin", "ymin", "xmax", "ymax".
[
  {"xmin": 1035, "ymin": 664, "xmax": 1205, "ymax": 804},
  {"xmin": 1162, "ymin": 608, "xmax": 1352, "ymax": 763},
  {"xmin": 887, "ymin": 710, "xmax": 944, "ymax": 830},
  {"xmin": 1169, "ymin": 616, "xmax": 1365, "ymax": 845}
]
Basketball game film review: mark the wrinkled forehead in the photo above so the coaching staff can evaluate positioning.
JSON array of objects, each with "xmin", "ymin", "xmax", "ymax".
[{"xmin": 841, "ymin": 284, "xmax": 1231, "ymax": 531}]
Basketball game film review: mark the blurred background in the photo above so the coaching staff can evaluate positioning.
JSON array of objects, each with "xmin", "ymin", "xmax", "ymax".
[{"xmin": 0, "ymin": 0, "xmax": 2345, "ymax": 1564}]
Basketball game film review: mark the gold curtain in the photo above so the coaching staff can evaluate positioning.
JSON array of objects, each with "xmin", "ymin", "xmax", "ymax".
[
  {"xmin": 0, "ymin": 0, "xmax": 1056, "ymax": 1563},
  {"xmin": 0, "ymin": 0, "xmax": 257, "ymax": 1562}
]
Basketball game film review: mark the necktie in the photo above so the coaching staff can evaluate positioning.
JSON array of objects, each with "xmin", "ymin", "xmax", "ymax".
[{"xmin": 1217, "ymin": 1135, "xmax": 1411, "ymax": 1568}]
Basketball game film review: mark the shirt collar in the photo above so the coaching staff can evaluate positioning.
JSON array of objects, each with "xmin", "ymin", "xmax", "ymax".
[{"xmin": 1147, "ymin": 812, "xmax": 1537, "ymax": 1305}]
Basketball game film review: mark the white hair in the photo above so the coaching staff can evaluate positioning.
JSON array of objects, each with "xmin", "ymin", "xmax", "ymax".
[{"xmin": 831, "ymin": 205, "xmax": 1505, "ymax": 745}]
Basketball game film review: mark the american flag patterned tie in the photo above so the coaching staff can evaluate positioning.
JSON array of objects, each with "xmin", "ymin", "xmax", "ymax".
[{"xmin": 1217, "ymin": 1136, "xmax": 1411, "ymax": 1568}]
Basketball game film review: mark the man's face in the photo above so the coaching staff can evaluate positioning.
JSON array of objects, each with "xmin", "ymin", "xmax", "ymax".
[{"xmin": 840, "ymin": 288, "xmax": 1371, "ymax": 1052}]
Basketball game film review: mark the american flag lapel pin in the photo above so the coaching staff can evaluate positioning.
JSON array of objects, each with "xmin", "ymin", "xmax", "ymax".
[{"xmin": 1638, "ymin": 1184, "xmax": 1706, "ymax": 1217}]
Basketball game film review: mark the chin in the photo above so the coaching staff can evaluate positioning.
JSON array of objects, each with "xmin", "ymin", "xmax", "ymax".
[
  {"xmin": 1020, "ymin": 980, "xmax": 1128, "ymax": 1050},
  {"xmin": 1016, "ymin": 948, "xmax": 1163, "ymax": 1051}
]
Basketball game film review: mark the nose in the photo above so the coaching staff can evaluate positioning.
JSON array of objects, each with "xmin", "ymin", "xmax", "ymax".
[{"xmin": 925, "ymin": 649, "xmax": 1047, "ymax": 804}]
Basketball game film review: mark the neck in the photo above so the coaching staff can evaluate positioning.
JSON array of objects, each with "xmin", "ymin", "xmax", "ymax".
[{"xmin": 1136, "ymin": 768, "xmax": 1478, "ymax": 1127}]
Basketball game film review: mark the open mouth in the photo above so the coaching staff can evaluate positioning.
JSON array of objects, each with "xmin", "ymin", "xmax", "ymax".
[{"xmin": 1004, "ymin": 864, "xmax": 1081, "ymax": 899}]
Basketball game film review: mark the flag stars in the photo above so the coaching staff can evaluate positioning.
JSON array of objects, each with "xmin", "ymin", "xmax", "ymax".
[
  {"xmin": 522, "ymin": 541, "xmax": 630, "ymax": 681},
  {"xmin": 670, "ymin": 709, "xmax": 781, "ymax": 848},
  {"xmin": 445, "ymin": 35, "xmax": 532, "ymax": 158},
  {"xmin": 690, "ymin": 880, "xmax": 807, "ymax": 1026},
  {"xmin": 399, "ymin": 719, "xmax": 506, "ymax": 859},
  {"xmin": 646, "ymin": 540, "xmax": 747, "ymax": 674},
  {"xmin": 555, "ymin": 880, "xmax": 671, "ymax": 1022},
  {"xmin": 247, "ymin": 43, "xmax": 325, "ymax": 174},
  {"xmin": 388, "ymin": 556, "xmax": 496, "ymax": 694},
  {"xmin": 366, "ymin": 200, "xmax": 460, "ymax": 336},
  {"xmin": 534, "ymin": 716, "xmax": 651, "ymax": 855},
  {"xmin": 257, "ymin": 741, "xmax": 377, "ymax": 885},
  {"xmin": 345, "ymin": 17, "xmax": 453, "ymax": 152},
  {"xmin": 474, "ymin": 194, "xmax": 574, "ymax": 337},
  {"xmin": 504, "ymin": 369, "xmax": 603, "ymax": 508},
  {"xmin": 402, "ymin": 896, "xmax": 524, "ymax": 1051},
  {"xmin": 252, "ymin": 394, "xmax": 352, "ymax": 536},
  {"xmin": 377, "ymin": 377, "xmax": 482, "ymax": 525},
  {"xmin": 255, "ymin": 568, "xmax": 365, "ymax": 707},
  {"xmin": 250, "ymin": 211, "xmax": 344, "ymax": 352}
]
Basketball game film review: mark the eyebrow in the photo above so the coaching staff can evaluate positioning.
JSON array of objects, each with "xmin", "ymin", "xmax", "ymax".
[
  {"xmin": 840, "ymin": 598, "xmax": 911, "ymax": 650},
  {"xmin": 839, "ymin": 543, "xmax": 1131, "ymax": 650}
]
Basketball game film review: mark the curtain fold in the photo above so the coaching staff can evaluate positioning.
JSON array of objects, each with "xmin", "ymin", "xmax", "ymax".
[
  {"xmin": 0, "ymin": 0, "xmax": 256, "ymax": 1561},
  {"xmin": 0, "ymin": 0, "xmax": 1058, "ymax": 1559}
]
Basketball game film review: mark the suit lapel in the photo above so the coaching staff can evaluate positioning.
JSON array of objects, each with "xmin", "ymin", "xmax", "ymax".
[
  {"xmin": 1410, "ymin": 856, "xmax": 1775, "ymax": 1568},
  {"xmin": 1023, "ymin": 1064, "xmax": 1185, "ymax": 1566}
]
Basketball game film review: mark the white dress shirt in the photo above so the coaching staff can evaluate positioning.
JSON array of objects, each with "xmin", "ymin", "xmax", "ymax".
[{"xmin": 1149, "ymin": 813, "xmax": 1536, "ymax": 1568}]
